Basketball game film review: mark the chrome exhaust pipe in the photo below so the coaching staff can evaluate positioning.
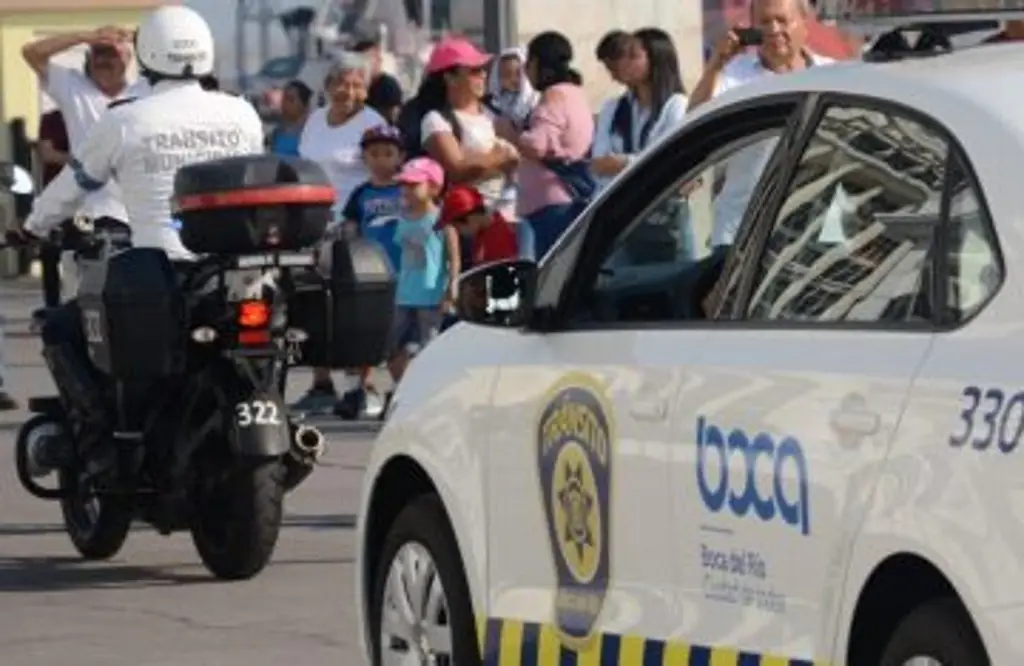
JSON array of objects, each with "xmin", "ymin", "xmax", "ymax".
[
  {"xmin": 282, "ymin": 424, "xmax": 325, "ymax": 492},
  {"xmin": 293, "ymin": 424, "xmax": 325, "ymax": 461}
]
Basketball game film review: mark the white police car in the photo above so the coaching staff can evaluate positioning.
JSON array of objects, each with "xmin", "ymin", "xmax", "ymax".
[{"xmin": 355, "ymin": 11, "xmax": 1024, "ymax": 666}]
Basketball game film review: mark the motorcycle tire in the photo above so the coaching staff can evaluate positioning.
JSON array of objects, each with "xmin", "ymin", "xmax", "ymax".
[
  {"xmin": 190, "ymin": 458, "xmax": 285, "ymax": 581},
  {"xmin": 59, "ymin": 467, "xmax": 133, "ymax": 560}
]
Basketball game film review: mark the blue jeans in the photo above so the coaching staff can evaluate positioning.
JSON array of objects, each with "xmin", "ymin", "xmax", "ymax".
[{"xmin": 525, "ymin": 202, "xmax": 582, "ymax": 260}]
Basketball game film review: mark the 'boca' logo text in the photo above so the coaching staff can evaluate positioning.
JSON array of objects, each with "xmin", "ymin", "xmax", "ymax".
[{"xmin": 696, "ymin": 416, "xmax": 810, "ymax": 535}]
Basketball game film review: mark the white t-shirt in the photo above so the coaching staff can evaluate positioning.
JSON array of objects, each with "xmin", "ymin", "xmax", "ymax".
[
  {"xmin": 711, "ymin": 52, "xmax": 834, "ymax": 247},
  {"xmin": 299, "ymin": 106, "xmax": 387, "ymax": 219},
  {"xmin": 591, "ymin": 91, "xmax": 689, "ymax": 192},
  {"xmin": 421, "ymin": 109, "xmax": 507, "ymax": 210},
  {"xmin": 45, "ymin": 63, "xmax": 150, "ymax": 221}
]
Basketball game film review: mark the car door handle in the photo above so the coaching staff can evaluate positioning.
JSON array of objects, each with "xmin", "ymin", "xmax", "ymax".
[
  {"xmin": 629, "ymin": 397, "xmax": 668, "ymax": 422},
  {"xmin": 830, "ymin": 408, "xmax": 881, "ymax": 436}
]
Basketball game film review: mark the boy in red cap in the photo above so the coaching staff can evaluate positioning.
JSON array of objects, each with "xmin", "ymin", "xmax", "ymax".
[{"xmin": 437, "ymin": 184, "xmax": 525, "ymax": 265}]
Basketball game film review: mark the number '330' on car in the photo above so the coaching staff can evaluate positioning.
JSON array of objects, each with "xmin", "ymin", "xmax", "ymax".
[{"xmin": 354, "ymin": 27, "xmax": 1024, "ymax": 666}]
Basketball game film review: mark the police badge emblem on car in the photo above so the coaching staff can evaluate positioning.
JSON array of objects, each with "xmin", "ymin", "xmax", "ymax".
[{"xmin": 535, "ymin": 373, "xmax": 615, "ymax": 648}]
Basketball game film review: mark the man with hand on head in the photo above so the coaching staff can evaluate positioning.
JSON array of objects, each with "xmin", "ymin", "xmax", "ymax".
[{"xmin": 22, "ymin": 24, "xmax": 151, "ymax": 299}]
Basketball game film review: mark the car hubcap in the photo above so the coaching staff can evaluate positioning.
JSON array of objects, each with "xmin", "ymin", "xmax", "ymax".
[
  {"xmin": 903, "ymin": 658, "xmax": 944, "ymax": 666},
  {"xmin": 380, "ymin": 542, "xmax": 452, "ymax": 666}
]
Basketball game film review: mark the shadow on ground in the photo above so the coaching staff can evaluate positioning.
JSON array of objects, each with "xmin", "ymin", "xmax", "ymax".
[
  {"xmin": 0, "ymin": 553, "xmax": 354, "ymax": 592},
  {"xmin": 0, "ymin": 513, "xmax": 356, "ymax": 539}
]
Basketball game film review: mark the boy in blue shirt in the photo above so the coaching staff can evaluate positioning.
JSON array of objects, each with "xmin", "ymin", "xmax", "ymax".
[{"xmin": 331, "ymin": 124, "xmax": 406, "ymax": 419}]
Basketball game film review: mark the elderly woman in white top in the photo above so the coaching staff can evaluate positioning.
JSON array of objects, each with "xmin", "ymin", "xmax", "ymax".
[
  {"xmin": 299, "ymin": 51, "xmax": 387, "ymax": 227},
  {"xmin": 292, "ymin": 51, "xmax": 386, "ymax": 414}
]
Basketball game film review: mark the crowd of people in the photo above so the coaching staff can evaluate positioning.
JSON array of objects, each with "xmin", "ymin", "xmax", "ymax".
[{"xmin": 20, "ymin": 0, "xmax": 970, "ymax": 419}]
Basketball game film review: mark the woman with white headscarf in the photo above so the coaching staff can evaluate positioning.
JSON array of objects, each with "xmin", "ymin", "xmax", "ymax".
[
  {"xmin": 292, "ymin": 51, "xmax": 387, "ymax": 415},
  {"xmin": 486, "ymin": 46, "xmax": 539, "ymax": 130},
  {"xmin": 484, "ymin": 47, "xmax": 539, "ymax": 219}
]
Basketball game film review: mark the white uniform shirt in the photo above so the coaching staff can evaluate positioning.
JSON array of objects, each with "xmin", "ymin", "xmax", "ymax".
[
  {"xmin": 25, "ymin": 80, "xmax": 265, "ymax": 260},
  {"xmin": 44, "ymin": 63, "xmax": 151, "ymax": 221},
  {"xmin": 710, "ymin": 52, "xmax": 834, "ymax": 247}
]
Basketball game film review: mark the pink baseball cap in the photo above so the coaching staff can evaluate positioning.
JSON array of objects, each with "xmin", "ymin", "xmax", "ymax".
[
  {"xmin": 396, "ymin": 157, "xmax": 444, "ymax": 187},
  {"xmin": 425, "ymin": 37, "xmax": 491, "ymax": 74}
]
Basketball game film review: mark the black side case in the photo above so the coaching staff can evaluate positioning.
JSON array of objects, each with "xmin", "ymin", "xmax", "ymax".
[
  {"xmin": 289, "ymin": 238, "xmax": 396, "ymax": 368},
  {"xmin": 77, "ymin": 248, "xmax": 187, "ymax": 379},
  {"xmin": 173, "ymin": 155, "xmax": 332, "ymax": 255}
]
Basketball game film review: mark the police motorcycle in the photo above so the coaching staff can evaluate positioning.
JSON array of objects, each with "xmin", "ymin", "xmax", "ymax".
[{"xmin": 10, "ymin": 155, "xmax": 396, "ymax": 580}]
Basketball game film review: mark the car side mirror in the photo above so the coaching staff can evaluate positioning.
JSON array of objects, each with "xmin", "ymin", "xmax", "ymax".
[
  {"xmin": 0, "ymin": 162, "xmax": 34, "ymax": 195},
  {"xmin": 456, "ymin": 259, "xmax": 537, "ymax": 329}
]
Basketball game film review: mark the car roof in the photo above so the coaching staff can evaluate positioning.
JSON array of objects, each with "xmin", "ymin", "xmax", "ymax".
[{"xmin": 697, "ymin": 43, "xmax": 1024, "ymax": 139}]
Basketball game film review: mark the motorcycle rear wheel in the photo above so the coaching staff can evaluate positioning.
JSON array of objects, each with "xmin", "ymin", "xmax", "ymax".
[{"xmin": 190, "ymin": 458, "xmax": 284, "ymax": 581}]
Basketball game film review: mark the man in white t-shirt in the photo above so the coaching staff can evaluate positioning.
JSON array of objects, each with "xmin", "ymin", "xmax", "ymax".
[
  {"xmin": 22, "ymin": 26, "xmax": 150, "ymax": 297},
  {"xmin": 689, "ymin": 0, "xmax": 834, "ymax": 251}
]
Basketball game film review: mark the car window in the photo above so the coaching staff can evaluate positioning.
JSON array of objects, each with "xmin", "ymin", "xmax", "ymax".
[
  {"xmin": 575, "ymin": 127, "xmax": 788, "ymax": 324},
  {"xmin": 945, "ymin": 153, "xmax": 1001, "ymax": 323},
  {"xmin": 745, "ymin": 104, "xmax": 949, "ymax": 324}
]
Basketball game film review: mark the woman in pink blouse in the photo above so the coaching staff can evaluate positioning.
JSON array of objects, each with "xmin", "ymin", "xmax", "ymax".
[{"xmin": 497, "ymin": 31, "xmax": 594, "ymax": 258}]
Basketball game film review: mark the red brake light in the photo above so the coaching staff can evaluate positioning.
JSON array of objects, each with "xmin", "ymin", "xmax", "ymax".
[
  {"xmin": 238, "ymin": 300, "xmax": 270, "ymax": 328},
  {"xmin": 238, "ymin": 329, "xmax": 271, "ymax": 346}
]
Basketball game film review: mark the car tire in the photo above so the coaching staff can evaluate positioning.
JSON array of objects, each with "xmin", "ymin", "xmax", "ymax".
[
  {"xmin": 370, "ymin": 494, "xmax": 480, "ymax": 666},
  {"xmin": 878, "ymin": 597, "xmax": 989, "ymax": 666}
]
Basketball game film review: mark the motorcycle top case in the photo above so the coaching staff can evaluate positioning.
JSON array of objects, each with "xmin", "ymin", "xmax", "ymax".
[
  {"xmin": 77, "ymin": 248, "xmax": 187, "ymax": 379},
  {"xmin": 289, "ymin": 238, "xmax": 396, "ymax": 369},
  {"xmin": 172, "ymin": 155, "xmax": 333, "ymax": 255}
]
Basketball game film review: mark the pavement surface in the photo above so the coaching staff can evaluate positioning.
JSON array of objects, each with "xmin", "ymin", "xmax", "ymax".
[{"xmin": 0, "ymin": 282, "xmax": 374, "ymax": 666}]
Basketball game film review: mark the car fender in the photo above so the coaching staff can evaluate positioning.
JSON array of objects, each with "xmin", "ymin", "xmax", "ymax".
[
  {"xmin": 354, "ymin": 343, "xmax": 499, "ymax": 662},
  {"xmin": 831, "ymin": 533, "xmax": 991, "ymax": 664}
]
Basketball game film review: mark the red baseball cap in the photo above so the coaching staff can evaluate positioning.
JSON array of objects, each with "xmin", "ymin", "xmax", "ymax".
[
  {"xmin": 425, "ymin": 37, "xmax": 491, "ymax": 74},
  {"xmin": 438, "ymin": 185, "xmax": 486, "ymax": 228}
]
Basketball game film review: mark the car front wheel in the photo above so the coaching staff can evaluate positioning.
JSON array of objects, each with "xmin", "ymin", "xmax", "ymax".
[
  {"xmin": 878, "ymin": 597, "xmax": 988, "ymax": 666},
  {"xmin": 371, "ymin": 494, "xmax": 480, "ymax": 666}
]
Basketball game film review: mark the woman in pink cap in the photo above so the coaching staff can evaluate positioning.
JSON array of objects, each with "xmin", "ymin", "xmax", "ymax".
[{"xmin": 398, "ymin": 36, "xmax": 519, "ymax": 214}]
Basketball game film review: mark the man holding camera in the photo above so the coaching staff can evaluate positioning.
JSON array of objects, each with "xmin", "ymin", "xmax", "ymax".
[
  {"xmin": 688, "ymin": 0, "xmax": 834, "ymax": 253},
  {"xmin": 690, "ymin": 0, "xmax": 833, "ymax": 110}
]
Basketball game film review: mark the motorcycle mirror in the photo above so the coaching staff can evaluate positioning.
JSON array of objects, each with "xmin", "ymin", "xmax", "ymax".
[{"xmin": 0, "ymin": 162, "xmax": 34, "ymax": 195}]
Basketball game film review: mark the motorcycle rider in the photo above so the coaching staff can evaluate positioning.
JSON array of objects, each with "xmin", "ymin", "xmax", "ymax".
[{"xmin": 15, "ymin": 5, "xmax": 265, "ymax": 423}]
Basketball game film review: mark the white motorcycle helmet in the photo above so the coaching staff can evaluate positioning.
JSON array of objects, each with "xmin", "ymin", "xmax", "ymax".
[{"xmin": 135, "ymin": 6, "xmax": 214, "ymax": 79}]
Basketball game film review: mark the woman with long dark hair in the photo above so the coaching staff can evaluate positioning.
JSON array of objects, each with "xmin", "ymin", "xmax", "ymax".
[
  {"xmin": 590, "ymin": 27, "xmax": 695, "ymax": 263},
  {"xmin": 407, "ymin": 37, "xmax": 519, "ymax": 213},
  {"xmin": 498, "ymin": 30, "xmax": 594, "ymax": 258},
  {"xmin": 591, "ymin": 27, "xmax": 689, "ymax": 179}
]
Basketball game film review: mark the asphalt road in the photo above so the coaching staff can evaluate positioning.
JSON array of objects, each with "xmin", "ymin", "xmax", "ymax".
[{"xmin": 0, "ymin": 284, "xmax": 373, "ymax": 666}]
